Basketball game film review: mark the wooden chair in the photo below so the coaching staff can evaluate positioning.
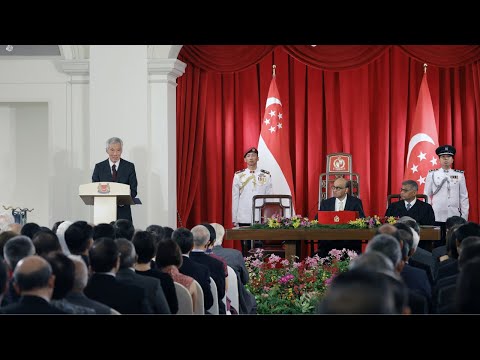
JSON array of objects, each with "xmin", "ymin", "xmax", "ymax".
[
  {"xmin": 387, "ymin": 193, "xmax": 428, "ymax": 208},
  {"xmin": 251, "ymin": 195, "xmax": 293, "ymax": 256}
]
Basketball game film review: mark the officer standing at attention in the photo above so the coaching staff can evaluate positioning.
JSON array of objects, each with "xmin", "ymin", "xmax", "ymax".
[
  {"xmin": 424, "ymin": 145, "xmax": 469, "ymax": 247},
  {"xmin": 232, "ymin": 147, "xmax": 272, "ymax": 252}
]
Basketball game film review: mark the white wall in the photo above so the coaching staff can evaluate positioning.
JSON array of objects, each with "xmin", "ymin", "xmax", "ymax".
[
  {"xmin": 0, "ymin": 103, "xmax": 49, "ymax": 225},
  {"xmin": 0, "ymin": 59, "xmax": 69, "ymax": 228},
  {"xmin": 0, "ymin": 45, "xmax": 184, "ymax": 231},
  {"xmin": 90, "ymin": 45, "xmax": 149, "ymax": 228}
]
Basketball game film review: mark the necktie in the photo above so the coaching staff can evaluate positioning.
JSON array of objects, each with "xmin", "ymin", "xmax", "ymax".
[
  {"xmin": 406, "ymin": 202, "xmax": 411, "ymax": 211},
  {"xmin": 112, "ymin": 164, "xmax": 117, "ymax": 182},
  {"xmin": 338, "ymin": 201, "xmax": 344, "ymax": 211}
]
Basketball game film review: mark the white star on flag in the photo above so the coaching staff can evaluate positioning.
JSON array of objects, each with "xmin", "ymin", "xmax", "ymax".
[
  {"xmin": 257, "ymin": 72, "xmax": 295, "ymax": 212},
  {"xmin": 403, "ymin": 71, "xmax": 439, "ymax": 194}
]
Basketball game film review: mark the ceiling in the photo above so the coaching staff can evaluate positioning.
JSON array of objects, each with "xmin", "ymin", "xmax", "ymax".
[{"xmin": 0, "ymin": 45, "xmax": 61, "ymax": 57}]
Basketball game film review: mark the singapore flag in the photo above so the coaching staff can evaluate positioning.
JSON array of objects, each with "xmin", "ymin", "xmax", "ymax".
[
  {"xmin": 403, "ymin": 71, "xmax": 439, "ymax": 194},
  {"xmin": 257, "ymin": 74, "xmax": 296, "ymax": 212}
]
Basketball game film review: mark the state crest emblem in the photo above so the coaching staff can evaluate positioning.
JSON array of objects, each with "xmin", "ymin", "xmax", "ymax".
[{"xmin": 97, "ymin": 183, "xmax": 110, "ymax": 194}]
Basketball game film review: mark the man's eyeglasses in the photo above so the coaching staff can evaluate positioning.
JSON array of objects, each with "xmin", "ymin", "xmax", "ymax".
[
  {"xmin": 400, "ymin": 188, "xmax": 413, "ymax": 192},
  {"xmin": 331, "ymin": 186, "xmax": 346, "ymax": 191}
]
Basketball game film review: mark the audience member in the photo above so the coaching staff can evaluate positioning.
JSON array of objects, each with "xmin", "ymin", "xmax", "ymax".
[
  {"xmin": 156, "ymin": 238, "xmax": 199, "ymax": 313},
  {"xmin": 171, "ymin": 227, "xmax": 213, "ymax": 313},
  {"xmin": 93, "ymin": 223, "xmax": 116, "ymax": 240},
  {"xmin": 190, "ymin": 224, "xmax": 226, "ymax": 314},
  {"xmin": 64, "ymin": 221, "xmax": 94, "ymax": 267},
  {"xmin": 316, "ymin": 269, "xmax": 396, "ymax": 314},
  {"xmin": 132, "ymin": 230, "xmax": 178, "ymax": 314},
  {"xmin": 115, "ymin": 238, "xmax": 170, "ymax": 314},
  {"xmin": 0, "ymin": 255, "xmax": 66, "ymax": 314},
  {"xmin": 113, "ymin": 219, "xmax": 135, "ymax": 240},
  {"xmin": 84, "ymin": 237, "xmax": 152, "ymax": 314},
  {"xmin": 55, "ymin": 220, "xmax": 73, "ymax": 255},
  {"xmin": 65, "ymin": 255, "xmax": 116, "ymax": 314},
  {"xmin": 45, "ymin": 252, "xmax": 95, "ymax": 314},
  {"xmin": 211, "ymin": 222, "xmax": 257, "ymax": 314},
  {"xmin": 32, "ymin": 230, "xmax": 61, "ymax": 257}
]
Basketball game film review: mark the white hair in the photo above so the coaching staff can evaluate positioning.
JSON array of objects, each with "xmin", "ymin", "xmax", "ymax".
[
  {"xmin": 410, "ymin": 227, "xmax": 420, "ymax": 252},
  {"xmin": 0, "ymin": 211, "xmax": 15, "ymax": 232},
  {"xmin": 56, "ymin": 221, "xmax": 73, "ymax": 255},
  {"xmin": 106, "ymin": 137, "xmax": 123, "ymax": 150},
  {"xmin": 211, "ymin": 223, "xmax": 225, "ymax": 246}
]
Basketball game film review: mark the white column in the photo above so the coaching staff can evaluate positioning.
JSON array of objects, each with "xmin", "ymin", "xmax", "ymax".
[
  {"xmin": 58, "ymin": 59, "xmax": 91, "ymax": 222},
  {"xmin": 148, "ymin": 59, "xmax": 186, "ymax": 228}
]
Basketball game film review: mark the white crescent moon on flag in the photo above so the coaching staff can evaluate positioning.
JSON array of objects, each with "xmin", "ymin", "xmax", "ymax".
[
  {"xmin": 265, "ymin": 97, "xmax": 282, "ymax": 108},
  {"xmin": 406, "ymin": 133, "xmax": 435, "ymax": 164}
]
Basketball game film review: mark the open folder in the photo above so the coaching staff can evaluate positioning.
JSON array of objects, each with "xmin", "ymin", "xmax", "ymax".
[{"xmin": 317, "ymin": 210, "xmax": 358, "ymax": 224}]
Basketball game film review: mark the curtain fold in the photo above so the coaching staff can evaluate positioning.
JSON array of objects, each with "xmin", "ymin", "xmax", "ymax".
[
  {"xmin": 282, "ymin": 45, "xmax": 391, "ymax": 70},
  {"xmin": 398, "ymin": 45, "xmax": 480, "ymax": 67},
  {"xmin": 177, "ymin": 45, "xmax": 480, "ymax": 251},
  {"xmin": 179, "ymin": 45, "xmax": 275, "ymax": 73}
]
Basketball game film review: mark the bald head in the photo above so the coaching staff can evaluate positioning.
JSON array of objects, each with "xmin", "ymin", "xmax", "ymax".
[
  {"xmin": 14, "ymin": 255, "xmax": 53, "ymax": 292},
  {"xmin": 376, "ymin": 224, "xmax": 397, "ymax": 236},
  {"xmin": 68, "ymin": 255, "xmax": 89, "ymax": 291},
  {"xmin": 6, "ymin": 223, "xmax": 22, "ymax": 234}
]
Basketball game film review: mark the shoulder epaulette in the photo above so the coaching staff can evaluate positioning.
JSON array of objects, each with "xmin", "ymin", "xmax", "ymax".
[
  {"xmin": 235, "ymin": 169, "xmax": 244, "ymax": 175},
  {"xmin": 260, "ymin": 169, "xmax": 270, "ymax": 175},
  {"xmin": 428, "ymin": 168, "xmax": 439, "ymax": 172},
  {"xmin": 454, "ymin": 169, "xmax": 464, "ymax": 173}
]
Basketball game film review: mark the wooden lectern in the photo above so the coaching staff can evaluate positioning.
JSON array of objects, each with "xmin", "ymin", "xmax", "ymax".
[{"xmin": 79, "ymin": 182, "xmax": 134, "ymax": 224}]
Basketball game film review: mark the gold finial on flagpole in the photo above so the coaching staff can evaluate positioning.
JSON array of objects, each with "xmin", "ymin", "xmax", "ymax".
[
  {"xmin": 423, "ymin": 63, "xmax": 428, "ymax": 74},
  {"xmin": 272, "ymin": 64, "xmax": 276, "ymax": 77}
]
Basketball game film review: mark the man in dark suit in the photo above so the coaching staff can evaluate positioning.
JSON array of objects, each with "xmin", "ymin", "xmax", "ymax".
[
  {"xmin": 84, "ymin": 238, "xmax": 152, "ymax": 314},
  {"xmin": 171, "ymin": 227, "xmax": 214, "ymax": 313},
  {"xmin": 385, "ymin": 180, "xmax": 435, "ymax": 225},
  {"xmin": 115, "ymin": 238, "xmax": 171, "ymax": 314},
  {"xmin": 190, "ymin": 225, "xmax": 226, "ymax": 314},
  {"xmin": 317, "ymin": 177, "xmax": 365, "ymax": 256},
  {"xmin": 0, "ymin": 255, "xmax": 67, "ymax": 314},
  {"xmin": 92, "ymin": 137, "xmax": 138, "ymax": 223}
]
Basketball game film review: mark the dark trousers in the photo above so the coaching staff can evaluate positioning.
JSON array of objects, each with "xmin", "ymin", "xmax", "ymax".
[{"xmin": 238, "ymin": 223, "xmax": 253, "ymax": 255}]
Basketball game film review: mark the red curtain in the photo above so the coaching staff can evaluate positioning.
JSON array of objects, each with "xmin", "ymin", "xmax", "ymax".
[{"xmin": 177, "ymin": 45, "xmax": 480, "ymax": 250}]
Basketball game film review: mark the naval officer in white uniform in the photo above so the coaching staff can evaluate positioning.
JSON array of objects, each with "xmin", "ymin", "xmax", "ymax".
[
  {"xmin": 232, "ymin": 147, "xmax": 273, "ymax": 226},
  {"xmin": 424, "ymin": 144, "xmax": 469, "ymax": 247},
  {"xmin": 232, "ymin": 147, "xmax": 272, "ymax": 253}
]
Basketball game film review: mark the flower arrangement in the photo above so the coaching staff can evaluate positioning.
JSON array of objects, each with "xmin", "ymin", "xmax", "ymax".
[
  {"xmin": 266, "ymin": 214, "xmax": 318, "ymax": 229},
  {"xmin": 348, "ymin": 215, "xmax": 397, "ymax": 229},
  {"xmin": 245, "ymin": 248, "xmax": 357, "ymax": 314},
  {"xmin": 252, "ymin": 213, "xmax": 397, "ymax": 230}
]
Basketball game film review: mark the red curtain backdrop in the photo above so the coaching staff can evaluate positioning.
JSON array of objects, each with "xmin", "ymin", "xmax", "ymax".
[{"xmin": 176, "ymin": 45, "xmax": 480, "ymax": 250}]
